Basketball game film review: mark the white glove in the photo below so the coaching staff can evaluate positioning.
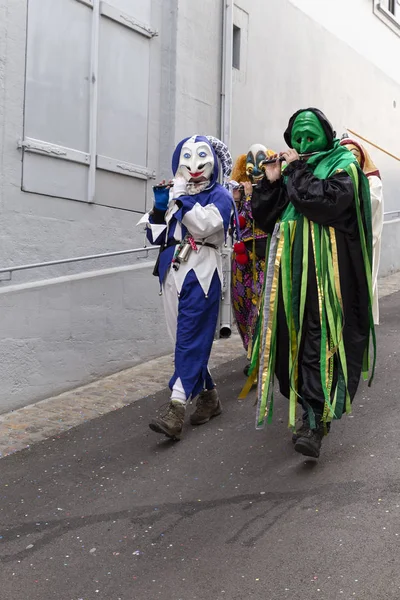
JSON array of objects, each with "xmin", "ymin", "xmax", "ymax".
[{"xmin": 172, "ymin": 176, "xmax": 187, "ymax": 198}]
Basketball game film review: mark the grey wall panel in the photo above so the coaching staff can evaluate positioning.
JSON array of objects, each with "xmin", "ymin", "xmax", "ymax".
[
  {"xmin": 22, "ymin": 0, "xmax": 155, "ymax": 210},
  {"xmin": 24, "ymin": 0, "xmax": 91, "ymax": 151},
  {"xmin": 379, "ymin": 221, "xmax": 400, "ymax": 277},
  {"xmin": 95, "ymin": 169, "xmax": 146, "ymax": 212},
  {"xmin": 97, "ymin": 16, "xmax": 150, "ymax": 167},
  {"xmin": 22, "ymin": 154, "xmax": 88, "ymax": 202},
  {"xmin": 105, "ymin": 0, "xmax": 152, "ymax": 24}
]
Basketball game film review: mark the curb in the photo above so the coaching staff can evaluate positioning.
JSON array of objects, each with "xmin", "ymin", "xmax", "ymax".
[{"xmin": 0, "ymin": 335, "xmax": 245, "ymax": 459}]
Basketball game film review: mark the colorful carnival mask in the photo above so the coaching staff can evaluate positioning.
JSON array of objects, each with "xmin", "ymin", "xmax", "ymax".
[
  {"xmin": 177, "ymin": 139, "xmax": 215, "ymax": 183},
  {"xmin": 246, "ymin": 144, "xmax": 268, "ymax": 182},
  {"xmin": 345, "ymin": 143, "xmax": 362, "ymax": 165},
  {"xmin": 340, "ymin": 137, "xmax": 381, "ymax": 178},
  {"xmin": 291, "ymin": 111, "xmax": 329, "ymax": 155}
]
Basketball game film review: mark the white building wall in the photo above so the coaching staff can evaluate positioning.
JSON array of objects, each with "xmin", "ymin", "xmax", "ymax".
[
  {"xmin": 0, "ymin": 0, "xmax": 224, "ymax": 412},
  {"xmin": 231, "ymin": 0, "xmax": 400, "ymax": 275},
  {"xmin": 173, "ymin": 1, "xmax": 223, "ymax": 142},
  {"xmin": 289, "ymin": 0, "xmax": 400, "ymax": 82},
  {"xmin": 0, "ymin": 0, "xmax": 221, "ymax": 278},
  {"xmin": 1, "ymin": 0, "xmax": 157, "ymax": 276},
  {"xmin": 0, "ymin": 264, "xmax": 165, "ymax": 413}
]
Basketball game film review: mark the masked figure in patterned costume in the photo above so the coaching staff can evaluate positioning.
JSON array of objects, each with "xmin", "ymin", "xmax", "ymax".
[
  {"xmin": 340, "ymin": 136, "xmax": 383, "ymax": 325},
  {"xmin": 230, "ymin": 145, "xmax": 275, "ymax": 371},
  {"xmin": 138, "ymin": 136, "xmax": 233, "ymax": 440},
  {"xmin": 242, "ymin": 109, "xmax": 375, "ymax": 458}
]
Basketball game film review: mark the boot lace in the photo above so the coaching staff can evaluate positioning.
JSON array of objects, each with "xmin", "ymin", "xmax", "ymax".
[{"xmin": 158, "ymin": 402, "xmax": 176, "ymax": 419}]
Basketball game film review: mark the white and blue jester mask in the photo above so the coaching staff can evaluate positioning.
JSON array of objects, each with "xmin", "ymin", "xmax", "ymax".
[
  {"xmin": 176, "ymin": 138, "xmax": 215, "ymax": 184},
  {"xmin": 171, "ymin": 135, "xmax": 232, "ymax": 195}
]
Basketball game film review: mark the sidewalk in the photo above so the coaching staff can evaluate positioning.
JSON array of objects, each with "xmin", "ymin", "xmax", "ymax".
[
  {"xmin": 0, "ymin": 334, "xmax": 244, "ymax": 458},
  {"xmin": 0, "ymin": 270, "xmax": 399, "ymax": 459}
]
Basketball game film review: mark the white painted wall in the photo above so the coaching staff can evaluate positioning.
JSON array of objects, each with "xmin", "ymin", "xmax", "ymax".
[
  {"xmin": 0, "ymin": 0, "xmax": 158, "ymax": 276},
  {"xmin": 231, "ymin": 0, "xmax": 400, "ymax": 274},
  {"xmin": 0, "ymin": 0, "xmax": 224, "ymax": 412},
  {"xmin": 0, "ymin": 263, "xmax": 170, "ymax": 414},
  {"xmin": 173, "ymin": 0, "xmax": 223, "ymax": 142},
  {"xmin": 289, "ymin": 0, "xmax": 400, "ymax": 84}
]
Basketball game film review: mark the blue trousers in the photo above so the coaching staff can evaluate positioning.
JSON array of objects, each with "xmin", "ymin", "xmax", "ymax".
[{"xmin": 163, "ymin": 269, "xmax": 221, "ymax": 399}]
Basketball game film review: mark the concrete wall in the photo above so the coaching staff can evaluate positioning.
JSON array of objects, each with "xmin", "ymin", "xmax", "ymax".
[
  {"xmin": 173, "ymin": 0, "xmax": 223, "ymax": 142},
  {"xmin": 289, "ymin": 0, "xmax": 400, "ymax": 83},
  {"xmin": 0, "ymin": 263, "xmax": 170, "ymax": 414},
  {"xmin": 0, "ymin": 0, "xmax": 155, "ymax": 278},
  {"xmin": 158, "ymin": 0, "xmax": 223, "ymax": 177},
  {"xmin": 0, "ymin": 0, "xmax": 223, "ymax": 280},
  {"xmin": 0, "ymin": 0, "xmax": 223, "ymax": 272},
  {"xmin": 231, "ymin": 0, "xmax": 400, "ymax": 275},
  {"xmin": 0, "ymin": 0, "xmax": 224, "ymax": 411}
]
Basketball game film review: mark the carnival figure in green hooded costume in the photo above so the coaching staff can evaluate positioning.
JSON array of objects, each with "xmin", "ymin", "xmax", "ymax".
[{"xmin": 242, "ymin": 108, "xmax": 375, "ymax": 459}]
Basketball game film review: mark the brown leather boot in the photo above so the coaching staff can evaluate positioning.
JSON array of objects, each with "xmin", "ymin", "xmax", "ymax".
[
  {"xmin": 149, "ymin": 401, "xmax": 186, "ymax": 440},
  {"xmin": 190, "ymin": 389, "xmax": 222, "ymax": 426}
]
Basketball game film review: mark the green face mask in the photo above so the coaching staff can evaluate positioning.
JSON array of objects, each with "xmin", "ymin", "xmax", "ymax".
[{"xmin": 291, "ymin": 111, "xmax": 329, "ymax": 155}]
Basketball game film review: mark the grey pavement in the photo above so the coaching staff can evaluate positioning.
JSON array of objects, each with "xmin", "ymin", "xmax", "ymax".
[
  {"xmin": 0, "ymin": 334, "xmax": 244, "ymax": 458},
  {"xmin": 0, "ymin": 290, "xmax": 399, "ymax": 600},
  {"xmin": 0, "ymin": 270, "xmax": 399, "ymax": 461}
]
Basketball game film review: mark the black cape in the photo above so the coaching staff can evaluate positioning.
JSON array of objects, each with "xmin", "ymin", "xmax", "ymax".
[{"xmin": 251, "ymin": 160, "xmax": 371, "ymax": 417}]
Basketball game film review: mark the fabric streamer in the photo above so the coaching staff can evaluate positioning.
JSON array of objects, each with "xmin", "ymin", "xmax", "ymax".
[{"xmin": 241, "ymin": 139, "xmax": 376, "ymax": 431}]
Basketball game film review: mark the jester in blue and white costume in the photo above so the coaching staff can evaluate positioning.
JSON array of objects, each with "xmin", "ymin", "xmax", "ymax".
[{"xmin": 139, "ymin": 135, "xmax": 233, "ymax": 440}]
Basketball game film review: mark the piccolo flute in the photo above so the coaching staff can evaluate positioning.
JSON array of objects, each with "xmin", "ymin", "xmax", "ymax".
[
  {"xmin": 260, "ymin": 156, "xmax": 286, "ymax": 166},
  {"xmin": 153, "ymin": 183, "xmax": 173, "ymax": 190},
  {"xmin": 236, "ymin": 183, "xmax": 258, "ymax": 190},
  {"xmin": 260, "ymin": 151, "xmax": 320, "ymax": 167}
]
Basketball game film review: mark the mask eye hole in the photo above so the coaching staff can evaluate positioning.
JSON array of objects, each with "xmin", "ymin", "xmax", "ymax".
[
  {"xmin": 307, "ymin": 137, "xmax": 314, "ymax": 143},
  {"xmin": 183, "ymin": 152, "xmax": 191, "ymax": 159},
  {"xmin": 297, "ymin": 138, "xmax": 301, "ymax": 144},
  {"xmin": 198, "ymin": 151, "xmax": 207, "ymax": 158}
]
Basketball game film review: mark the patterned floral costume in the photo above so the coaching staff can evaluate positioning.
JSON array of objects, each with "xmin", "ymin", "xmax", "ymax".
[
  {"xmin": 231, "ymin": 196, "xmax": 267, "ymax": 353},
  {"xmin": 230, "ymin": 146, "xmax": 275, "ymax": 354}
]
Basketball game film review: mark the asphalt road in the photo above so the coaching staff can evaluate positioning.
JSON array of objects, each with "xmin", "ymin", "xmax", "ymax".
[{"xmin": 0, "ymin": 292, "xmax": 399, "ymax": 600}]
